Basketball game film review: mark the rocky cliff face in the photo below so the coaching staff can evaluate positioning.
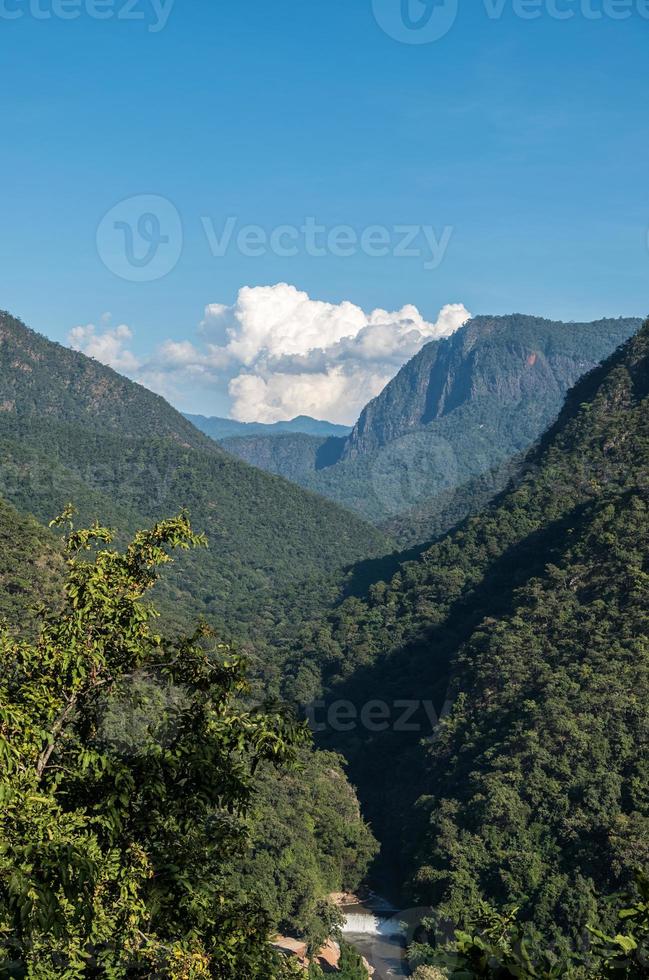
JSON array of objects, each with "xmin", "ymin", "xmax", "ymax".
[{"xmin": 342, "ymin": 314, "xmax": 641, "ymax": 461}]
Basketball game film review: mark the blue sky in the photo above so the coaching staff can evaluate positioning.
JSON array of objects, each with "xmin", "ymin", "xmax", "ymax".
[{"xmin": 1, "ymin": 0, "xmax": 647, "ymax": 420}]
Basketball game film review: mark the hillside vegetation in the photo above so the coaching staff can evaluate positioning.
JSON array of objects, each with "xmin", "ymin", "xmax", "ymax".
[
  {"xmin": 0, "ymin": 311, "xmax": 381, "ymax": 973},
  {"xmin": 3, "ymin": 307, "xmax": 649, "ymax": 972},
  {"xmin": 276, "ymin": 318, "xmax": 649, "ymax": 950},
  {"xmin": 0, "ymin": 511, "xmax": 375, "ymax": 978},
  {"xmin": 0, "ymin": 494, "xmax": 64, "ymax": 629},
  {"xmin": 0, "ymin": 312, "xmax": 210, "ymax": 447}
]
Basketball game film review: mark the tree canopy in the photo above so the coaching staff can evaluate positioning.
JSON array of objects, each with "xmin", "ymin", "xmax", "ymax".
[{"xmin": 0, "ymin": 510, "xmax": 309, "ymax": 978}]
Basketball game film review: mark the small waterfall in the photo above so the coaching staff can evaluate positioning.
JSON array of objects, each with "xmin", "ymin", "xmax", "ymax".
[{"xmin": 342, "ymin": 912, "xmax": 404, "ymax": 937}]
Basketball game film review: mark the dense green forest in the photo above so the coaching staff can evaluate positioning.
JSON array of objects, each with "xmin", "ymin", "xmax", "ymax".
[
  {"xmin": 0, "ymin": 312, "xmax": 211, "ymax": 447},
  {"xmin": 0, "ymin": 495, "xmax": 63, "ymax": 630},
  {"xmin": 228, "ymin": 747, "xmax": 378, "ymax": 944},
  {"xmin": 214, "ymin": 315, "xmax": 640, "ymax": 534},
  {"xmin": 0, "ymin": 511, "xmax": 374, "ymax": 978},
  {"xmin": 272, "ymin": 319, "xmax": 649, "ymax": 961},
  {"xmin": 0, "ymin": 311, "xmax": 382, "ymax": 978}
]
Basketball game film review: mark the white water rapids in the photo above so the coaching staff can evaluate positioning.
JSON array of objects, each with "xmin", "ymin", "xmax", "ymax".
[
  {"xmin": 341, "ymin": 900, "xmax": 410, "ymax": 977},
  {"xmin": 342, "ymin": 912, "xmax": 404, "ymax": 937}
]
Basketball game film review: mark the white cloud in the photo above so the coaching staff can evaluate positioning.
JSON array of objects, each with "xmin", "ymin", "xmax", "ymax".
[
  {"xmin": 199, "ymin": 284, "xmax": 470, "ymax": 423},
  {"xmin": 67, "ymin": 286, "xmax": 471, "ymax": 424},
  {"xmin": 201, "ymin": 284, "xmax": 370, "ymax": 364},
  {"xmin": 228, "ymin": 366, "xmax": 389, "ymax": 426},
  {"xmin": 68, "ymin": 319, "xmax": 140, "ymax": 375}
]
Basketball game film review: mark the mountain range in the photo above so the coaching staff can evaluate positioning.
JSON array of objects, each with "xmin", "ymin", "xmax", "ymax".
[{"xmin": 214, "ymin": 315, "xmax": 641, "ymax": 540}]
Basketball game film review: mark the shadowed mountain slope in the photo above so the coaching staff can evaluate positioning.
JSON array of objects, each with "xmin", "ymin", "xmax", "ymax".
[{"xmin": 275, "ymin": 318, "xmax": 649, "ymax": 946}]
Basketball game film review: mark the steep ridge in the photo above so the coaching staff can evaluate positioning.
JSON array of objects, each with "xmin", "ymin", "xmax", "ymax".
[
  {"xmin": 0, "ymin": 312, "xmax": 391, "ymax": 642},
  {"xmin": 342, "ymin": 313, "xmax": 640, "ymax": 458},
  {"xmin": 0, "ymin": 312, "xmax": 210, "ymax": 448},
  {"xmin": 217, "ymin": 315, "xmax": 640, "ymax": 534},
  {"xmin": 279, "ymin": 319, "xmax": 649, "ymax": 944}
]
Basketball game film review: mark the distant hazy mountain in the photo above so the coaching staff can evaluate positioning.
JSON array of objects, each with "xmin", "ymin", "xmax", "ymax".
[
  {"xmin": 216, "ymin": 314, "xmax": 641, "ymax": 537},
  {"xmin": 184, "ymin": 413, "xmax": 351, "ymax": 441}
]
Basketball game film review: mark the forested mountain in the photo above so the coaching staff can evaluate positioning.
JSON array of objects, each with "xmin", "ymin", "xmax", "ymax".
[
  {"xmin": 0, "ymin": 312, "xmax": 211, "ymax": 447},
  {"xmin": 216, "ymin": 315, "xmax": 640, "ymax": 537},
  {"xmin": 0, "ymin": 311, "xmax": 390, "ymax": 641},
  {"xmin": 186, "ymin": 413, "xmax": 351, "ymax": 440},
  {"xmin": 276, "ymin": 318, "xmax": 649, "ymax": 949},
  {"xmin": 341, "ymin": 314, "xmax": 638, "ymax": 460},
  {"xmin": 4, "ymin": 305, "xmax": 649, "ymax": 968}
]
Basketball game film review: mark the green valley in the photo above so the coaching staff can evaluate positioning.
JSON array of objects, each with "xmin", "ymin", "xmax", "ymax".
[{"xmin": 2, "ymin": 308, "xmax": 649, "ymax": 978}]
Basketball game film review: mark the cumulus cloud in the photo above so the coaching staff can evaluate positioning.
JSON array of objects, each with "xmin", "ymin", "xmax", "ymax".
[
  {"xmin": 199, "ymin": 284, "xmax": 470, "ymax": 423},
  {"xmin": 228, "ymin": 366, "xmax": 388, "ymax": 426},
  {"xmin": 68, "ymin": 285, "xmax": 470, "ymax": 424},
  {"xmin": 68, "ymin": 318, "xmax": 141, "ymax": 375},
  {"xmin": 201, "ymin": 285, "xmax": 370, "ymax": 364}
]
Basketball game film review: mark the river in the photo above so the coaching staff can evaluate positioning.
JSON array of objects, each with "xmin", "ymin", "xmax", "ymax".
[{"xmin": 341, "ymin": 898, "xmax": 410, "ymax": 978}]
